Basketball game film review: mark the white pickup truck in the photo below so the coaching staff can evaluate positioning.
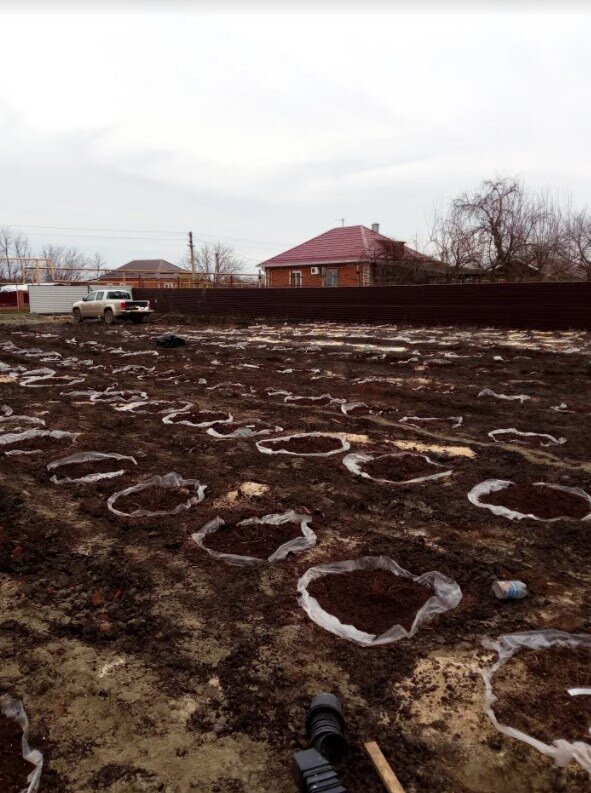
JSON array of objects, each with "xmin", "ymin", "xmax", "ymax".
[{"xmin": 72, "ymin": 289, "xmax": 153, "ymax": 325}]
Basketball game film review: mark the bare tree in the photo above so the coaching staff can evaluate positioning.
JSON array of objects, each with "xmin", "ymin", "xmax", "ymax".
[
  {"xmin": 427, "ymin": 205, "xmax": 482, "ymax": 281},
  {"xmin": 0, "ymin": 226, "xmax": 32, "ymax": 281},
  {"xmin": 88, "ymin": 251, "xmax": 107, "ymax": 279},
  {"xmin": 565, "ymin": 206, "xmax": 591, "ymax": 281},
  {"xmin": 429, "ymin": 177, "xmax": 574, "ymax": 282},
  {"xmin": 180, "ymin": 241, "xmax": 245, "ymax": 284},
  {"xmin": 451, "ymin": 177, "xmax": 537, "ymax": 281},
  {"xmin": 39, "ymin": 245, "xmax": 96, "ymax": 282},
  {"xmin": 523, "ymin": 191, "xmax": 572, "ymax": 282}
]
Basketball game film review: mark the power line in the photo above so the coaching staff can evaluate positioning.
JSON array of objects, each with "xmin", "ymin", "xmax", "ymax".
[
  {"xmin": 8, "ymin": 222, "xmax": 281, "ymax": 247},
  {"xmin": 22, "ymin": 232, "xmax": 188, "ymax": 242},
  {"xmin": 9, "ymin": 223, "xmax": 186, "ymax": 235}
]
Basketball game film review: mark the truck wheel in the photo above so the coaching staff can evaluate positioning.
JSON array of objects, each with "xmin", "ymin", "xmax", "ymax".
[
  {"xmin": 73, "ymin": 309, "xmax": 84, "ymax": 323},
  {"xmin": 103, "ymin": 308, "xmax": 115, "ymax": 325}
]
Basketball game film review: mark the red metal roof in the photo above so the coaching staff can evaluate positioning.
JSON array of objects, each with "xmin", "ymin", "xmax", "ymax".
[{"xmin": 259, "ymin": 225, "xmax": 429, "ymax": 268}]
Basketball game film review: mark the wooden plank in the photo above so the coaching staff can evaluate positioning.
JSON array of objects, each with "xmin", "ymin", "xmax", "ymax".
[{"xmin": 364, "ymin": 740, "xmax": 407, "ymax": 793}]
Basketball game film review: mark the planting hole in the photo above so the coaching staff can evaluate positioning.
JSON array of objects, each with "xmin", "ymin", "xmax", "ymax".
[
  {"xmin": 48, "ymin": 452, "xmax": 137, "ymax": 484},
  {"xmin": 257, "ymin": 432, "xmax": 350, "ymax": 457},
  {"xmin": 205, "ymin": 521, "xmax": 301, "ymax": 556},
  {"xmin": 298, "ymin": 557, "xmax": 462, "ymax": 645},
  {"xmin": 488, "ymin": 429, "xmax": 565, "ymax": 448},
  {"xmin": 0, "ymin": 697, "xmax": 43, "ymax": 793},
  {"xmin": 0, "ymin": 429, "xmax": 78, "ymax": 457},
  {"xmin": 0, "ymin": 713, "xmax": 34, "ymax": 792},
  {"xmin": 163, "ymin": 408, "xmax": 232, "ymax": 427},
  {"xmin": 493, "ymin": 645, "xmax": 591, "ymax": 745},
  {"xmin": 116, "ymin": 486, "xmax": 192, "ymax": 513},
  {"xmin": 108, "ymin": 472, "xmax": 206, "ymax": 517},
  {"xmin": 206, "ymin": 420, "xmax": 282, "ymax": 439},
  {"xmin": 285, "ymin": 394, "xmax": 336, "ymax": 407},
  {"xmin": 308, "ymin": 569, "xmax": 431, "ymax": 635},
  {"xmin": 344, "ymin": 452, "xmax": 452, "ymax": 484},
  {"xmin": 192, "ymin": 510, "xmax": 316, "ymax": 565},
  {"xmin": 476, "ymin": 482, "xmax": 591, "ymax": 521}
]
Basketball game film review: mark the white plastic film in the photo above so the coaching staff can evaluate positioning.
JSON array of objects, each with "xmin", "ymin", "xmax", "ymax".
[
  {"xmin": 478, "ymin": 388, "xmax": 531, "ymax": 403},
  {"xmin": 206, "ymin": 420, "xmax": 283, "ymax": 439},
  {"xmin": 256, "ymin": 432, "xmax": 350, "ymax": 457},
  {"xmin": 467, "ymin": 479, "xmax": 591, "ymax": 522},
  {"xmin": 0, "ymin": 695, "xmax": 43, "ymax": 793},
  {"xmin": 107, "ymin": 471, "xmax": 207, "ymax": 517},
  {"xmin": 0, "ymin": 429, "xmax": 79, "ymax": 455},
  {"xmin": 47, "ymin": 452, "xmax": 137, "ymax": 484},
  {"xmin": 162, "ymin": 406, "xmax": 233, "ymax": 428},
  {"xmin": 191, "ymin": 510, "xmax": 316, "ymax": 566},
  {"xmin": 488, "ymin": 428, "xmax": 566, "ymax": 447},
  {"xmin": 343, "ymin": 452, "xmax": 452, "ymax": 485},
  {"xmin": 481, "ymin": 630, "xmax": 591, "ymax": 774},
  {"xmin": 340, "ymin": 402, "xmax": 374, "ymax": 417},
  {"xmin": 297, "ymin": 555, "xmax": 462, "ymax": 646}
]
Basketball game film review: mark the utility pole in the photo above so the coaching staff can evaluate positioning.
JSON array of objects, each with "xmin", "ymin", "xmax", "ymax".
[
  {"xmin": 188, "ymin": 231, "xmax": 196, "ymax": 285},
  {"xmin": 336, "ymin": 217, "xmax": 345, "ymax": 227}
]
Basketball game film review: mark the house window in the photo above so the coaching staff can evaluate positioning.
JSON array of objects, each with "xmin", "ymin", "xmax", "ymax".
[
  {"xmin": 324, "ymin": 268, "xmax": 339, "ymax": 288},
  {"xmin": 164, "ymin": 283, "xmax": 174, "ymax": 288},
  {"xmin": 290, "ymin": 271, "xmax": 302, "ymax": 287}
]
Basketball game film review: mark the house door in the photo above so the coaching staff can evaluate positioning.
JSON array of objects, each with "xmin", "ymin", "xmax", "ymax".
[{"xmin": 324, "ymin": 268, "xmax": 339, "ymax": 287}]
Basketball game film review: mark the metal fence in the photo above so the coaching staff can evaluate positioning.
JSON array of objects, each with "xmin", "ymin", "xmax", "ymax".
[
  {"xmin": 133, "ymin": 281, "xmax": 591, "ymax": 330},
  {"xmin": 28, "ymin": 284, "xmax": 90, "ymax": 314}
]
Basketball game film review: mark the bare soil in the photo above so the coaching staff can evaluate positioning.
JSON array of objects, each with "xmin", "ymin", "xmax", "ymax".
[
  {"xmin": 307, "ymin": 569, "xmax": 432, "ymax": 635},
  {"xmin": 203, "ymin": 521, "xmax": 303, "ymax": 558},
  {"xmin": 493, "ymin": 645, "xmax": 591, "ymax": 744},
  {"xmin": 259, "ymin": 434, "xmax": 342, "ymax": 454},
  {"xmin": 362, "ymin": 454, "xmax": 446, "ymax": 482},
  {"xmin": 482, "ymin": 483, "xmax": 590, "ymax": 520},
  {"xmin": 0, "ymin": 713, "xmax": 32, "ymax": 792},
  {"xmin": 1, "ymin": 316, "xmax": 591, "ymax": 791}
]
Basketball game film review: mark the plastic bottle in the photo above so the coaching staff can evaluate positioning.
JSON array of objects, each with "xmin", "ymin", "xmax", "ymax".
[{"xmin": 492, "ymin": 580, "xmax": 528, "ymax": 600}]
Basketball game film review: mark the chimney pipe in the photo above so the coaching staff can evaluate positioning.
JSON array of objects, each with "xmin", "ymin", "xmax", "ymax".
[{"xmin": 371, "ymin": 223, "xmax": 379, "ymax": 233}]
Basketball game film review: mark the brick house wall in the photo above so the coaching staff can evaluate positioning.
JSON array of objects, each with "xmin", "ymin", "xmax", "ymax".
[{"xmin": 265, "ymin": 263, "xmax": 370, "ymax": 288}]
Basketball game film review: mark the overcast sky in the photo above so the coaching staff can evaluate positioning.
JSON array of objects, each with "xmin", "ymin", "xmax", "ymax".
[{"xmin": 1, "ymin": 6, "xmax": 590, "ymax": 271}]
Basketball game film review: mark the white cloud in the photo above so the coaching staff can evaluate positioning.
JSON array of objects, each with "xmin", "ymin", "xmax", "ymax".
[{"xmin": 0, "ymin": 8, "xmax": 590, "ymax": 265}]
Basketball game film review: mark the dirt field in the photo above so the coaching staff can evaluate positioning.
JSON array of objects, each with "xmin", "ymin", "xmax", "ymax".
[{"xmin": 1, "ymin": 315, "xmax": 591, "ymax": 792}]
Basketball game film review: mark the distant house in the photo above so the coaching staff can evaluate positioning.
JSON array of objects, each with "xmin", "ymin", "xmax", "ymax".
[
  {"xmin": 92, "ymin": 259, "xmax": 186, "ymax": 288},
  {"xmin": 259, "ymin": 224, "xmax": 450, "ymax": 288}
]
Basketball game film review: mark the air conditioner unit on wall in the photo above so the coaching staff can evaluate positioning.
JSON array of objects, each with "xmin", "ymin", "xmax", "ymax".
[{"xmin": 311, "ymin": 266, "xmax": 320, "ymax": 275}]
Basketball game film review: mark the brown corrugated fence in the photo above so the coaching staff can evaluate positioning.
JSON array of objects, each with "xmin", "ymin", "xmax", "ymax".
[{"xmin": 134, "ymin": 282, "xmax": 591, "ymax": 330}]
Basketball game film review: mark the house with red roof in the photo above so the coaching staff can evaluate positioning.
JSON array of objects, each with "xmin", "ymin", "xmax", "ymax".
[{"xmin": 259, "ymin": 224, "xmax": 448, "ymax": 288}]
